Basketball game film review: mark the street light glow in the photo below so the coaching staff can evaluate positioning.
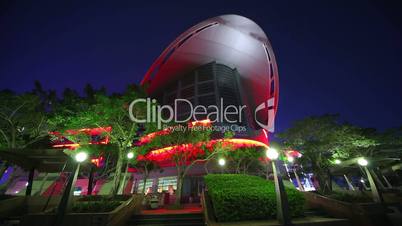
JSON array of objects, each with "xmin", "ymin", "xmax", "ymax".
[
  {"xmin": 75, "ymin": 152, "xmax": 88, "ymax": 163},
  {"xmin": 218, "ymin": 158, "xmax": 226, "ymax": 166},
  {"xmin": 266, "ymin": 147, "xmax": 279, "ymax": 160},
  {"xmin": 127, "ymin": 152, "xmax": 134, "ymax": 159},
  {"xmin": 357, "ymin": 158, "xmax": 368, "ymax": 166},
  {"xmin": 334, "ymin": 159, "xmax": 341, "ymax": 164}
]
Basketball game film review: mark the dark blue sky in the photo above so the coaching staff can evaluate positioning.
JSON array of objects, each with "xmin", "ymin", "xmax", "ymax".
[{"xmin": 1, "ymin": 0, "xmax": 401, "ymax": 132}]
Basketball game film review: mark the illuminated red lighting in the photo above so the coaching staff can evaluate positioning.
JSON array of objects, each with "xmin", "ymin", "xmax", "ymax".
[
  {"xmin": 139, "ymin": 138, "xmax": 268, "ymax": 165},
  {"xmin": 91, "ymin": 156, "xmax": 104, "ymax": 167},
  {"xmin": 285, "ymin": 149, "xmax": 302, "ymax": 158},
  {"xmin": 139, "ymin": 119, "xmax": 212, "ymax": 144},
  {"xmin": 189, "ymin": 119, "xmax": 211, "ymax": 127},
  {"xmin": 50, "ymin": 126, "xmax": 112, "ymax": 149},
  {"xmin": 52, "ymin": 143, "xmax": 80, "ymax": 148}
]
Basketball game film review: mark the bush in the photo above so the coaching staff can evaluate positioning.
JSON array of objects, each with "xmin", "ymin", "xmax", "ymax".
[
  {"xmin": 204, "ymin": 174, "xmax": 305, "ymax": 222},
  {"xmin": 72, "ymin": 197, "xmax": 122, "ymax": 213}
]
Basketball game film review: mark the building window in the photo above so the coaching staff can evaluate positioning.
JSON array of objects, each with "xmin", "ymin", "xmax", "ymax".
[
  {"xmin": 137, "ymin": 180, "xmax": 153, "ymax": 194},
  {"xmin": 157, "ymin": 176, "xmax": 177, "ymax": 193}
]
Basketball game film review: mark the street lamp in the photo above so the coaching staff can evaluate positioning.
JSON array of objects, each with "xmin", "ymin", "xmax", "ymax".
[
  {"xmin": 266, "ymin": 147, "xmax": 292, "ymax": 226},
  {"xmin": 75, "ymin": 151, "xmax": 88, "ymax": 163},
  {"xmin": 55, "ymin": 151, "xmax": 88, "ymax": 226},
  {"xmin": 357, "ymin": 157, "xmax": 382, "ymax": 203},
  {"xmin": 218, "ymin": 158, "xmax": 226, "ymax": 166},
  {"xmin": 357, "ymin": 158, "xmax": 368, "ymax": 166},
  {"xmin": 266, "ymin": 147, "xmax": 279, "ymax": 160},
  {"xmin": 218, "ymin": 158, "xmax": 226, "ymax": 174},
  {"xmin": 127, "ymin": 152, "xmax": 134, "ymax": 159}
]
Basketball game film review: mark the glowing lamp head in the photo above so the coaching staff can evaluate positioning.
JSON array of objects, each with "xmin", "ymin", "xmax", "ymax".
[
  {"xmin": 127, "ymin": 152, "xmax": 134, "ymax": 159},
  {"xmin": 334, "ymin": 159, "xmax": 341, "ymax": 164},
  {"xmin": 287, "ymin": 156, "xmax": 294, "ymax": 163},
  {"xmin": 266, "ymin": 147, "xmax": 279, "ymax": 160},
  {"xmin": 357, "ymin": 158, "xmax": 368, "ymax": 166},
  {"xmin": 218, "ymin": 158, "xmax": 226, "ymax": 166},
  {"xmin": 75, "ymin": 152, "xmax": 88, "ymax": 163}
]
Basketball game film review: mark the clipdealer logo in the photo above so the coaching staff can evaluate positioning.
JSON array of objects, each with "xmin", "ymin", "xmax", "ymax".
[
  {"xmin": 129, "ymin": 97, "xmax": 274, "ymax": 131},
  {"xmin": 254, "ymin": 97, "xmax": 275, "ymax": 132}
]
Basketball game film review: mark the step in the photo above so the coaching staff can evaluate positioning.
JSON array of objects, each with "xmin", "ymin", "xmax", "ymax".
[{"xmin": 128, "ymin": 213, "xmax": 204, "ymax": 226}]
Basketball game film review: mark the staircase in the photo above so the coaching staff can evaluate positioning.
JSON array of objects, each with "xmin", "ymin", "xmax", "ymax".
[{"xmin": 127, "ymin": 213, "xmax": 205, "ymax": 226}]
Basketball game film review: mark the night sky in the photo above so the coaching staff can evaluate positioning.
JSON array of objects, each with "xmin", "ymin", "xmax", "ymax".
[{"xmin": 1, "ymin": 0, "xmax": 401, "ymax": 132}]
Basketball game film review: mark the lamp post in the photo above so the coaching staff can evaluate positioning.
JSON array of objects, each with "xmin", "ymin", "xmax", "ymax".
[
  {"xmin": 358, "ymin": 157, "xmax": 383, "ymax": 203},
  {"xmin": 218, "ymin": 158, "xmax": 225, "ymax": 174},
  {"xmin": 55, "ymin": 151, "xmax": 88, "ymax": 226},
  {"xmin": 267, "ymin": 147, "xmax": 292, "ymax": 226}
]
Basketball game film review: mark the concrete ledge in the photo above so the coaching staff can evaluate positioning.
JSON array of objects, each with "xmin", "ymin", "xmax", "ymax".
[
  {"xmin": 205, "ymin": 217, "xmax": 350, "ymax": 226},
  {"xmin": 20, "ymin": 195, "xmax": 143, "ymax": 226},
  {"xmin": 303, "ymin": 192, "xmax": 390, "ymax": 226}
]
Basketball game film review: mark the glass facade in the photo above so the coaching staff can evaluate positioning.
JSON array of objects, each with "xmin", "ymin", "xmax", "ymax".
[
  {"xmin": 157, "ymin": 176, "xmax": 177, "ymax": 192},
  {"xmin": 155, "ymin": 62, "xmax": 247, "ymax": 127},
  {"xmin": 136, "ymin": 179, "xmax": 154, "ymax": 194}
]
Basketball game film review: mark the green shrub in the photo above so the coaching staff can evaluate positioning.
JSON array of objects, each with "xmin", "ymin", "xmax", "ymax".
[
  {"xmin": 204, "ymin": 174, "xmax": 305, "ymax": 222},
  {"xmin": 72, "ymin": 197, "xmax": 122, "ymax": 213}
]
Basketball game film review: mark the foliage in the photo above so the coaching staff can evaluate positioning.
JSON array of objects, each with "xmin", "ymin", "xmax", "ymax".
[
  {"xmin": 0, "ymin": 90, "xmax": 49, "ymax": 149},
  {"xmin": 72, "ymin": 199, "xmax": 122, "ymax": 213},
  {"xmin": 355, "ymin": 127, "xmax": 402, "ymax": 160},
  {"xmin": 277, "ymin": 114, "xmax": 377, "ymax": 193},
  {"xmin": 226, "ymin": 146, "xmax": 264, "ymax": 174},
  {"xmin": 204, "ymin": 174, "xmax": 305, "ymax": 222},
  {"xmin": 48, "ymin": 85, "xmax": 150, "ymax": 195},
  {"xmin": 138, "ymin": 124, "xmax": 233, "ymax": 205},
  {"xmin": 0, "ymin": 89, "xmax": 51, "ymax": 192}
]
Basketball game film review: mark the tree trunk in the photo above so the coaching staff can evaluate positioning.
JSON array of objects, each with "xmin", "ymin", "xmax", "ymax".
[
  {"xmin": 311, "ymin": 161, "xmax": 330, "ymax": 194},
  {"xmin": 175, "ymin": 173, "xmax": 184, "ymax": 206},
  {"xmin": 142, "ymin": 168, "xmax": 149, "ymax": 194},
  {"xmin": 326, "ymin": 169, "xmax": 333, "ymax": 192},
  {"xmin": 118, "ymin": 163, "xmax": 129, "ymax": 195},
  {"xmin": 87, "ymin": 166, "xmax": 95, "ymax": 195},
  {"xmin": 110, "ymin": 148, "xmax": 124, "ymax": 195}
]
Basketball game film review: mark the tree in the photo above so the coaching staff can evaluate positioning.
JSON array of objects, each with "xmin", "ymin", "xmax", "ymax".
[
  {"xmin": 277, "ymin": 114, "xmax": 376, "ymax": 193},
  {"xmin": 0, "ymin": 90, "xmax": 49, "ymax": 192},
  {"xmin": 49, "ymin": 85, "xmax": 149, "ymax": 195},
  {"xmin": 130, "ymin": 158, "xmax": 160, "ymax": 194},
  {"xmin": 140, "ymin": 123, "xmax": 233, "ymax": 206},
  {"xmin": 227, "ymin": 146, "xmax": 264, "ymax": 174}
]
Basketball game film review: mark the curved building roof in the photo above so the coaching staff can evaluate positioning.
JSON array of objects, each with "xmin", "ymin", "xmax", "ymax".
[{"xmin": 142, "ymin": 14, "xmax": 279, "ymax": 133}]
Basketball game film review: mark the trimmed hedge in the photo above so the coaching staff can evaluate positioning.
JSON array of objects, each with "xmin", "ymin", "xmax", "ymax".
[
  {"xmin": 72, "ymin": 196, "xmax": 123, "ymax": 213},
  {"xmin": 204, "ymin": 174, "xmax": 305, "ymax": 222}
]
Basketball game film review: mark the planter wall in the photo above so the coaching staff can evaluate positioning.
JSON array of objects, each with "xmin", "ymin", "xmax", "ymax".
[
  {"xmin": 304, "ymin": 192, "xmax": 390, "ymax": 226},
  {"xmin": 20, "ymin": 195, "xmax": 143, "ymax": 226}
]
